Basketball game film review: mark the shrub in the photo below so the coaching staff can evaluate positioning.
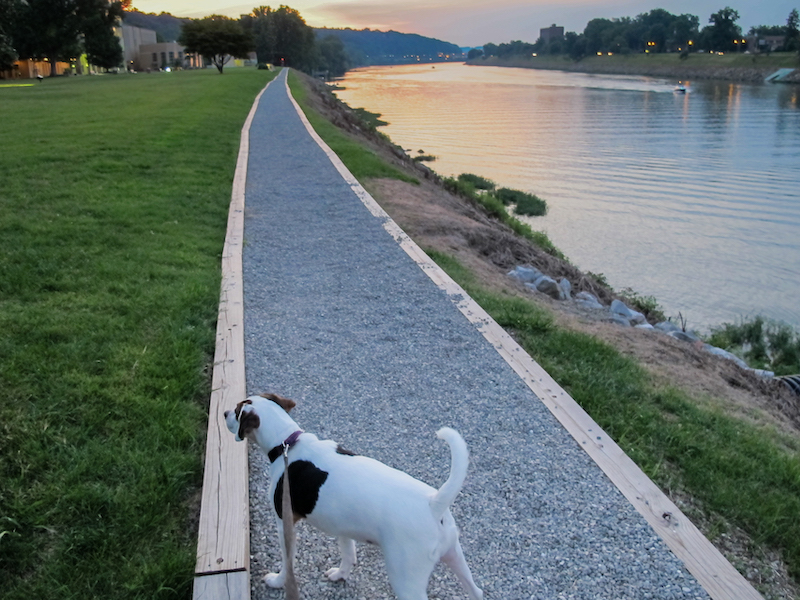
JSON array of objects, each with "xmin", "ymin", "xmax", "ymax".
[
  {"xmin": 443, "ymin": 176, "xmax": 564, "ymax": 258},
  {"xmin": 495, "ymin": 187, "xmax": 548, "ymax": 216},
  {"xmin": 620, "ymin": 287, "xmax": 665, "ymax": 322},
  {"xmin": 352, "ymin": 107, "xmax": 388, "ymax": 130},
  {"xmin": 708, "ymin": 316, "xmax": 800, "ymax": 375},
  {"xmin": 457, "ymin": 173, "xmax": 496, "ymax": 191}
]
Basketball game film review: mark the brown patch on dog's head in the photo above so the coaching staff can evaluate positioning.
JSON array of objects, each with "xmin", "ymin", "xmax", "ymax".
[
  {"xmin": 234, "ymin": 398, "xmax": 253, "ymax": 420},
  {"xmin": 259, "ymin": 392, "xmax": 296, "ymax": 413},
  {"xmin": 237, "ymin": 407, "xmax": 260, "ymax": 440}
]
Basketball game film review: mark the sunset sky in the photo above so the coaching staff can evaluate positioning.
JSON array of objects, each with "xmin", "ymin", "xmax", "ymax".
[{"xmin": 129, "ymin": 0, "xmax": 798, "ymax": 47}]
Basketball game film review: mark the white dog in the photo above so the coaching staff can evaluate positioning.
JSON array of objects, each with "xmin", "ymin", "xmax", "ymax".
[{"xmin": 224, "ymin": 393, "xmax": 483, "ymax": 600}]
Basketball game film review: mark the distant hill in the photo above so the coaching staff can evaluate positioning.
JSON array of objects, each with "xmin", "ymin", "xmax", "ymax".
[
  {"xmin": 122, "ymin": 9, "xmax": 190, "ymax": 43},
  {"xmin": 119, "ymin": 12, "xmax": 463, "ymax": 67},
  {"xmin": 313, "ymin": 28, "xmax": 463, "ymax": 66}
]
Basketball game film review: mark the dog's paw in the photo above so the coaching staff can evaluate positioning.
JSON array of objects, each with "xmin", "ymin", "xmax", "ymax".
[
  {"xmin": 264, "ymin": 572, "xmax": 286, "ymax": 588},
  {"xmin": 325, "ymin": 567, "xmax": 350, "ymax": 582}
]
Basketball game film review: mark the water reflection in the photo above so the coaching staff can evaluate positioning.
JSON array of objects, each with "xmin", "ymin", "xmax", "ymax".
[{"xmin": 337, "ymin": 63, "xmax": 800, "ymax": 330}]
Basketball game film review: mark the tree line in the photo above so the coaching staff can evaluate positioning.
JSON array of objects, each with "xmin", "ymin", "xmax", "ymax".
[
  {"xmin": 478, "ymin": 6, "xmax": 800, "ymax": 61},
  {"xmin": 1, "ymin": 0, "xmax": 128, "ymax": 73},
  {"xmin": 1, "ymin": 2, "xmax": 350, "ymax": 76}
]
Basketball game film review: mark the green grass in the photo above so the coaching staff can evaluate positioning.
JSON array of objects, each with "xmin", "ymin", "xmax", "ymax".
[
  {"xmin": 427, "ymin": 250, "xmax": 800, "ymax": 585},
  {"xmin": 0, "ymin": 68, "xmax": 277, "ymax": 599},
  {"xmin": 287, "ymin": 70, "xmax": 417, "ymax": 184}
]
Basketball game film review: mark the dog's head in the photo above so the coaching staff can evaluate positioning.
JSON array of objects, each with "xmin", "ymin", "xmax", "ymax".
[{"xmin": 224, "ymin": 393, "xmax": 297, "ymax": 442}]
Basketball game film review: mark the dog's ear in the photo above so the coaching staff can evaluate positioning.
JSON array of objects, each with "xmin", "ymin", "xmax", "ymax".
[
  {"xmin": 259, "ymin": 392, "xmax": 296, "ymax": 413},
  {"xmin": 234, "ymin": 398, "xmax": 252, "ymax": 420},
  {"xmin": 237, "ymin": 409, "xmax": 260, "ymax": 440}
]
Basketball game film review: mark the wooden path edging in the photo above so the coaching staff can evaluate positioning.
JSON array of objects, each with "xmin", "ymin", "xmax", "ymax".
[
  {"xmin": 192, "ymin": 74, "xmax": 278, "ymax": 600},
  {"xmin": 283, "ymin": 72, "xmax": 764, "ymax": 600}
]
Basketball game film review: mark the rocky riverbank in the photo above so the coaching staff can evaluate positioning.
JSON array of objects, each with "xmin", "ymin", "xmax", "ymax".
[{"xmin": 507, "ymin": 265, "xmax": 778, "ymax": 380}]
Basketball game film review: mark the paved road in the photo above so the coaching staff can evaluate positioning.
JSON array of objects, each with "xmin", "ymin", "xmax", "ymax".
[{"xmin": 242, "ymin": 68, "xmax": 709, "ymax": 600}]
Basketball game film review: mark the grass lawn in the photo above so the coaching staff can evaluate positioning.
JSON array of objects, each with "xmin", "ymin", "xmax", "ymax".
[{"xmin": 0, "ymin": 67, "xmax": 277, "ymax": 599}]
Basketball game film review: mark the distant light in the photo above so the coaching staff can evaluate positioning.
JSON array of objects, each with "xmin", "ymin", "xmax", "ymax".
[
  {"xmin": 607, "ymin": 52, "xmax": 613, "ymax": 56},
  {"xmin": 532, "ymin": 53, "xmax": 537, "ymax": 57},
  {"xmin": 597, "ymin": 51, "xmax": 602, "ymax": 56}
]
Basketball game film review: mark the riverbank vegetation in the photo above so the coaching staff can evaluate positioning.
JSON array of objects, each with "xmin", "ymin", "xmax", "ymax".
[
  {"xmin": 0, "ymin": 68, "xmax": 277, "ymax": 598},
  {"xmin": 291, "ymin": 69, "xmax": 800, "ymax": 599},
  {"xmin": 451, "ymin": 173, "xmax": 549, "ymax": 217},
  {"xmin": 709, "ymin": 317, "xmax": 800, "ymax": 376},
  {"xmin": 441, "ymin": 174, "xmax": 559, "ymax": 256}
]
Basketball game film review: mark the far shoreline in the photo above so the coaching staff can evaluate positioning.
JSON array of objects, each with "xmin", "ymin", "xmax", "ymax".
[{"xmin": 466, "ymin": 52, "xmax": 800, "ymax": 84}]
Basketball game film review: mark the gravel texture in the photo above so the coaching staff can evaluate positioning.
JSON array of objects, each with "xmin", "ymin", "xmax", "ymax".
[{"xmin": 241, "ymin": 69, "xmax": 710, "ymax": 600}]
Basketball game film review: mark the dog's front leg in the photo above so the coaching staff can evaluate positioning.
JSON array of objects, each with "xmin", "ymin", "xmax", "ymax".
[
  {"xmin": 324, "ymin": 536, "xmax": 357, "ymax": 581},
  {"xmin": 264, "ymin": 511, "xmax": 295, "ymax": 588}
]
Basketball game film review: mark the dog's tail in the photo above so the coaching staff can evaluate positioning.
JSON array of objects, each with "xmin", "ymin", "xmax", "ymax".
[{"xmin": 429, "ymin": 427, "xmax": 469, "ymax": 520}]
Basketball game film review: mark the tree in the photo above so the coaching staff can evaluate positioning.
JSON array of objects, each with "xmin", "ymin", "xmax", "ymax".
[
  {"xmin": 482, "ymin": 42, "xmax": 498, "ymax": 57},
  {"xmin": 786, "ymin": 9, "xmax": 800, "ymax": 52},
  {"xmin": 80, "ymin": 0, "xmax": 126, "ymax": 70},
  {"xmin": 241, "ymin": 5, "xmax": 316, "ymax": 72},
  {"xmin": 0, "ymin": 0, "xmax": 21, "ymax": 71},
  {"xmin": 701, "ymin": 7, "xmax": 742, "ymax": 52},
  {"xmin": 15, "ymin": 0, "xmax": 83, "ymax": 75},
  {"xmin": 11, "ymin": 0, "xmax": 125, "ymax": 75},
  {"xmin": 317, "ymin": 34, "xmax": 347, "ymax": 76},
  {"xmin": 564, "ymin": 31, "xmax": 586, "ymax": 60},
  {"xmin": 179, "ymin": 15, "xmax": 253, "ymax": 73},
  {"xmin": 672, "ymin": 13, "xmax": 700, "ymax": 52},
  {"xmin": 584, "ymin": 18, "xmax": 631, "ymax": 54}
]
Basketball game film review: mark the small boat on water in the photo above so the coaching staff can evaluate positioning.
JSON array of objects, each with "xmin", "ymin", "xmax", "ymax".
[{"xmin": 674, "ymin": 82, "xmax": 687, "ymax": 93}]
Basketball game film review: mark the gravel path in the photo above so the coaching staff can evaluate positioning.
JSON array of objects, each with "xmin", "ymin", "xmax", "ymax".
[{"xmin": 242, "ymin": 69, "xmax": 709, "ymax": 600}]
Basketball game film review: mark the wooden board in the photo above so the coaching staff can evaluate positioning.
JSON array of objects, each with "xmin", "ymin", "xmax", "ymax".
[
  {"xmin": 285, "ymin": 77, "xmax": 763, "ymax": 600},
  {"xmin": 193, "ymin": 75, "xmax": 277, "ymax": 593},
  {"xmin": 193, "ymin": 571, "xmax": 249, "ymax": 600}
]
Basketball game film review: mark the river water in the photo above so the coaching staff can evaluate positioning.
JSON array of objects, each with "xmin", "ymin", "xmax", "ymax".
[{"xmin": 336, "ymin": 62, "xmax": 800, "ymax": 332}]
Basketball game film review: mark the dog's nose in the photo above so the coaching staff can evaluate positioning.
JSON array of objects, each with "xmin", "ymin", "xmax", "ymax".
[{"xmin": 224, "ymin": 410, "xmax": 230, "ymax": 418}]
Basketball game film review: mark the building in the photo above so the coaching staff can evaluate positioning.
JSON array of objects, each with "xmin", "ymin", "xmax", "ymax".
[
  {"xmin": 540, "ymin": 25, "xmax": 564, "ymax": 44},
  {"xmin": 119, "ymin": 24, "xmax": 203, "ymax": 71},
  {"xmin": 3, "ymin": 23, "xmax": 239, "ymax": 79},
  {"xmin": 748, "ymin": 35, "xmax": 785, "ymax": 53}
]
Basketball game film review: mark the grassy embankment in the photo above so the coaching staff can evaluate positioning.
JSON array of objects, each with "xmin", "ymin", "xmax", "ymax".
[
  {"xmin": 288, "ymin": 70, "xmax": 800, "ymax": 595},
  {"xmin": 476, "ymin": 51, "xmax": 800, "ymax": 81},
  {"xmin": 0, "ymin": 68, "xmax": 277, "ymax": 599}
]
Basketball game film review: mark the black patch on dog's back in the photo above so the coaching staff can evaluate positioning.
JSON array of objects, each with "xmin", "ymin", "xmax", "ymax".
[
  {"xmin": 335, "ymin": 444, "xmax": 357, "ymax": 456},
  {"xmin": 274, "ymin": 460, "xmax": 328, "ymax": 519}
]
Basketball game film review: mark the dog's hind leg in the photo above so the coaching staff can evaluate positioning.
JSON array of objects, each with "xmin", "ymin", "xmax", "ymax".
[
  {"xmin": 325, "ymin": 536, "xmax": 357, "ymax": 581},
  {"xmin": 384, "ymin": 547, "xmax": 435, "ymax": 600},
  {"xmin": 441, "ymin": 539, "xmax": 483, "ymax": 600}
]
